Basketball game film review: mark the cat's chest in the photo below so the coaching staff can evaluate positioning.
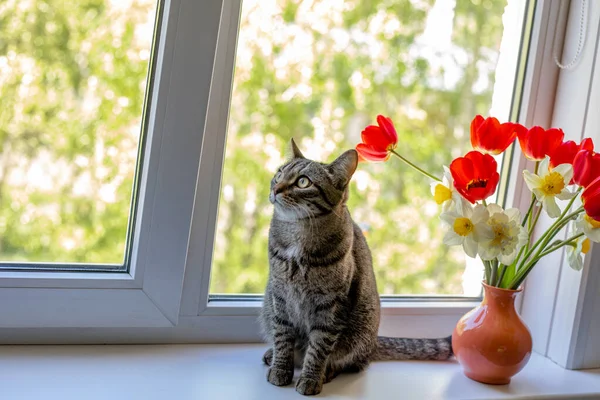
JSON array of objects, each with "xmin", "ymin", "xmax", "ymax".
[{"xmin": 283, "ymin": 283, "xmax": 321, "ymax": 328}]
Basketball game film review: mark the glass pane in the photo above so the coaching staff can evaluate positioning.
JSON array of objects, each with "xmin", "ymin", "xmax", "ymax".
[
  {"xmin": 210, "ymin": 0, "xmax": 528, "ymax": 295},
  {"xmin": 0, "ymin": 0, "xmax": 158, "ymax": 266}
]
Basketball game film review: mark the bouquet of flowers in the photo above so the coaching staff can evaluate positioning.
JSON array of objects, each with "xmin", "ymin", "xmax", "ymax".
[{"xmin": 356, "ymin": 115, "xmax": 600, "ymax": 289}]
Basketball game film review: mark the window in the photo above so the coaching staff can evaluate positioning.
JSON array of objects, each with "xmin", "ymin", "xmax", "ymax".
[
  {"xmin": 209, "ymin": 0, "xmax": 528, "ymax": 296},
  {"xmin": 0, "ymin": 0, "xmax": 598, "ymax": 368},
  {"xmin": 0, "ymin": 0, "xmax": 158, "ymax": 269}
]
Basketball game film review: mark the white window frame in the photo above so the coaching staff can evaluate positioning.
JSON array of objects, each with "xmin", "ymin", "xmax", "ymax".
[
  {"xmin": 517, "ymin": 0, "xmax": 600, "ymax": 370},
  {"xmin": 0, "ymin": 0, "xmax": 597, "ymax": 370},
  {"xmin": 0, "ymin": 0, "xmax": 223, "ymax": 328}
]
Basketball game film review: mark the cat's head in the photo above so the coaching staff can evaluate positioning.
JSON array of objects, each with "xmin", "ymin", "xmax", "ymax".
[{"xmin": 269, "ymin": 139, "xmax": 358, "ymax": 220}]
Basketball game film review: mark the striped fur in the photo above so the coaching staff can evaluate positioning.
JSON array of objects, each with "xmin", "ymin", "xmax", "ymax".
[{"xmin": 260, "ymin": 140, "xmax": 453, "ymax": 396}]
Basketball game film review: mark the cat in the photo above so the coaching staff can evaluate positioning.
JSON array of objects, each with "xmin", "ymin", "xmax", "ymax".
[{"xmin": 260, "ymin": 139, "xmax": 453, "ymax": 396}]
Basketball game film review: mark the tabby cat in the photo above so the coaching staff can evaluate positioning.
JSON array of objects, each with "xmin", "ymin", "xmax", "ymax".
[{"xmin": 260, "ymin": 139, "xmax": 452, "ymax": 396}]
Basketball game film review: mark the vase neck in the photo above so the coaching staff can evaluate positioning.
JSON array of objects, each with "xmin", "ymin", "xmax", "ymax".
[{"xmin": 482, "ymin": 284, "xmax": 519, "ymax": 311}]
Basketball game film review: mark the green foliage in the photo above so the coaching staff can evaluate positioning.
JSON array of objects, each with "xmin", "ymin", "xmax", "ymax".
[
  {"xmin": 0, "ymin": 0, "xmax": 153, "ymax": 262},
  {"xmin": 1, "ymin": 0, "xmax": 508, "ymax": 295},
  {"xmin": 210, "ymin": 0, "xmax": 509, "ymax": 295}
]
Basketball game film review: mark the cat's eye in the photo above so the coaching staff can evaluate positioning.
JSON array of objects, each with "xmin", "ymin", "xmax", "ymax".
[
  {"xmin": 275, "ymin": 171, "xmax": 283, "ymax": 182},
  {"xmin": 296, "ymin": 176, "xmax": 311, "ymax": 188}
]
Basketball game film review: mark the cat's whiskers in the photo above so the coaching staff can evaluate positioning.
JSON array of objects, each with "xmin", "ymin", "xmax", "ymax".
[{"xmin": 297, "ymin": 202, "xmax": 318, "ymax": 238}]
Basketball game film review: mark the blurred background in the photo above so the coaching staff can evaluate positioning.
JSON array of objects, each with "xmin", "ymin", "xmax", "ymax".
[
  {"xmin": 0, "ymin": 0, "xmax": 525, "ymax": 295},
  {"xmin": 210, "ymin": 0, "xmax": 526, "ymax": 295}
]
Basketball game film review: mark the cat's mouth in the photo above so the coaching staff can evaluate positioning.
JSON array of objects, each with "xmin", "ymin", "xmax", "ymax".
[{"xmin": 269, "ymin": 191, "xmax": 278, "ymax": 205}]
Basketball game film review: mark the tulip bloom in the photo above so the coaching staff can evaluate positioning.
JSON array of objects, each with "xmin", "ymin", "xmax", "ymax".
[
  {"xmin": 356, "ymin": 115, "xmax": 398, "ymax": 162},
  {"xmin": 450, "ymin": 151, "xmax": 500, "ymax": 204},
  {"xmin": 517, "ymin": 126, "xmax": 564, "ymax": 161},
  {"xmin": 470, "ymin": 115, "xmax": 525, "ymax": 155},
  {"xmin": 573, "ymin": 150, "xmax": 600, "ymax": 188},
  {"xmin": 582, "ymin": 176, "xmax": 600, "ymax": 221},
  {"xmin": 549, "ymin": 138, "xmax": 594, "ymax": 169}
]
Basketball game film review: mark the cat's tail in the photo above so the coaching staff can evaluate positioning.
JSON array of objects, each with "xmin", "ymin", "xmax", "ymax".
[{"xmin": 374, "ymin": 336, "xmax": 453, "ymax": 361}]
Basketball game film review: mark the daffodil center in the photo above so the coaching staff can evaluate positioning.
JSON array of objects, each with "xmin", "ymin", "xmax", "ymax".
[
  {"xmin": 582, "ymin": 238, "xmax": 591, "ymax": 255},
  {"xmin": 434, "ymin": 184, "xmax": 452, "ymax": 205},
  {"xmin": 584, "ymin": 214, "xmax": 600, "ymax": 229},
  {"xmin": 467, "ymin": 178, "xmax": 488, "ymax": 190},
  {"xmin": 453, "ymin": 217, "xmax": 474, "ymax": 236},
  {"xmin": 490, "ymin": 223, "xmax": 509, "ymax": 247},
  {"xmin": 541, "ymin": 172, "xmax": 565, "ymax": 196}
]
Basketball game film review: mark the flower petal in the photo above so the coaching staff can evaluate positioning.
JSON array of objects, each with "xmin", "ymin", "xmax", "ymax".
[
  {"xmin": 543, "ymin": 196, "xmax": 561, "ymax": 218},
  {"xmin": 462, "ymin": 236, "xmax": 478, "ymax": 258},
  {"xmin": 556, "ymin": 189, "xmax": 575, "ymax": 201},
  {"xmin": 376, "ymin": 115, "xmax": 398, "ymax": 146},
  {"xmin": 498, "ymin": 251, "xmax": 518, "ymax": 266},
  {"xmin": 552, "ymin": 163, "xmax": 573, "ymax": 183},
  {"xmin": 523, "ymin": 170, "xmax": 543, "ymax": 192},
  {"xmin": 355, "ymin": 143, "xmax": 389, "ymax": 162},
  {"xmin": 444, "ymin": 230, "xmax": 463, "ymax": 246},
  {"xmin": 361, "ymin": 125, "xmax": 391, "ymax": 152},
  {"xmin": 505, "ymin": 207, "xmax": 521, "ymax": 222},
  {"xmin": 471, "ymin": 204, "xmax": 490, "ymax": 224},
  {"xmin": 486, "ymin": 203, "xmax": 504, "ymax": 216},
  {"xmin": 440, "ymin": 211, "xmax": 458, "ymax": 225}
]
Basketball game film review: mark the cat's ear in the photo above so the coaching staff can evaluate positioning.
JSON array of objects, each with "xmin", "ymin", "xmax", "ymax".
[
  {"xmin": 289, "ymin": 138, "xmax": 305, "ymax": 159},
  {"xmin": 328, "ymin": 149, "xmax": 359, "ymax": 188}
]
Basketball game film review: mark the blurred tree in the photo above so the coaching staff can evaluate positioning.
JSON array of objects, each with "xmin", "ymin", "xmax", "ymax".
[
  {"xmin": 0, "ymin": 0, "xmax": 511, "ymax": 295},
  {"xmin": 210, "ymin": 0, "xmax": 510, "ymax": 295},
  {"xmin": 0, "ymin": 0, "xmax": 154, "ymax": 262}
]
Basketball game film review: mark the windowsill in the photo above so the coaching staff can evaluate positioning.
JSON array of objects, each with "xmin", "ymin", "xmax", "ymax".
[{"xmin": 3, "ymin": 344, "xmax": 600, "ymax": 399}]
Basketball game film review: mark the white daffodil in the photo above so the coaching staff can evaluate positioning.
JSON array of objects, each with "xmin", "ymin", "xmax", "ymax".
[
  {"xmin": 440, "ymin": 204, "xmax": 493, "ymax": 258},
  {"xmin": 431, "ymin": 166, "xmax": 470, "ymax": 214},
  {"xmin": 479, "ymin": 204, "xmax": 529, "ymax": 265},
  {"xmin": 523, "ymin": 157, "xmax": 574, "ymax": 218},
  {"xmin": 566, "ymin": 236, "xmax": 591, "ymax": 271},
  {"xmin": 575, "ymin": 213, "xmax": 600, "ymax": 243}
]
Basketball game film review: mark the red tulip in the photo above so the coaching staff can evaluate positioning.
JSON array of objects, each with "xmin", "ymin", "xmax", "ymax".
[
  {"xmin": 470, "ymin": 115, "xmax": 525, "ymax": 155},
  {"xmin": 549, "ymin": 138, "xmax": 594, "ymax": 169},
  {"xmin": 573, "ymin": 150, "xmax": 600, "ymax": 188},
  {"xmin": 450, "ymin": 151, "xmax": 500, "ymax": 204},
  {"xmin": 582, "ymin": 176, "xmax": 600, "ymax": 221},
  {"xmin": 517, "ymin": 126, "xmax": 564, "ymax": 161},
  {"xmin": 356, "ymin": 115, "xmax": 398, "ymax": 162}
]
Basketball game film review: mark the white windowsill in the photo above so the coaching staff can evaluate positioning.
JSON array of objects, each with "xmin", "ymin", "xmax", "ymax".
[{"xmin": 3, "ymin": 344, "xmax": 600, "ymax": 399}]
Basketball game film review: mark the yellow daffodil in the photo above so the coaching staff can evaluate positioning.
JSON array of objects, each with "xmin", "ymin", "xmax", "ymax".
[
  {"xmin": 575, "ymin": 213, "xmax": 600, "ymax": 243},
  {"xmin": 523, "ymin": 157, "xmax": 574, "ymax": 218},
  {"xmin": 440, "ymin": 204, "xmax": 493, "ymax": 258},
  {"xmin": 567, "ymin": 236, "xmax": 591, "ymax": 271},
  {"xmin": 478, "ymin": 204, "xmax": 528, "ymax": 265},
  {"xmin": 431, "ymin": 166, "xmax": 470, "ymax": 213}
]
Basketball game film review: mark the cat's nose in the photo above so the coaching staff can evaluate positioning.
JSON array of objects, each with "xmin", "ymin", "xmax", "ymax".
[{"xmin": 272, "ymin": 183, "xmax": 285, "ymax": 195}]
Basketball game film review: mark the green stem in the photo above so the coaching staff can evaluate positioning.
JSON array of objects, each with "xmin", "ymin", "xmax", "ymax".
[
  {"xmin": 483, "ymin": 260, "xmax": 492, "ymax": 285},
  {"xmin": 511, "ymin": 244, "xmax": 528, "ymax": 271},
  {"xmin": 527, "ymin": 161, "xmax": 540, "ymax": 233},
  {"xmin": 537, "ymin": 233, "xmax": 584, "ymax": 259},
  {"xmin": 496, "ymin": 264, "xmax": 507, "ymax": 286},
  {"xmin": 529, "ymin": 206, "xmax": 543, "ymax": 235},
  {"xmin": 490, "ymin": 263, "xmax": 497, "ymax": 286},
  {"xmin": 390, "ymin": 150, "xmax": 441, "ymax": 182},
  {"xmin": 516, "ymin": 197, "xmax": 583, "ymax": 275},
  {"xmin": 521, "ymin": 197, "xmax": 536, "ymax": 227},
  {"xmin": 508, "ymin": 205, "xmax": 584, "ymax": 289}
]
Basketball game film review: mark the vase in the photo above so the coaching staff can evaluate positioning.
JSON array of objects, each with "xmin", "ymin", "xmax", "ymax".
[{"xmin": 452, "ymin": 282, "xmax": 532, "ymax": 385}]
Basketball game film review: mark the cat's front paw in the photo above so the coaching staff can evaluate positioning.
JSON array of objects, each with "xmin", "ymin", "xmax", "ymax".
[
  {"xmin": 296, "ymin": 377, "xmax": 323, "ymax": 396},
  {"xmin": 267, "ymin": 367, "xmax": 293, "ymax": 387}
]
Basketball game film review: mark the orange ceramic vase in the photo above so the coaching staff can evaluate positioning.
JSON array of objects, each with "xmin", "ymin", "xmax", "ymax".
[{"xmin": 452, "ymin": 283, "xmax": 532, "ymax": 385}]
